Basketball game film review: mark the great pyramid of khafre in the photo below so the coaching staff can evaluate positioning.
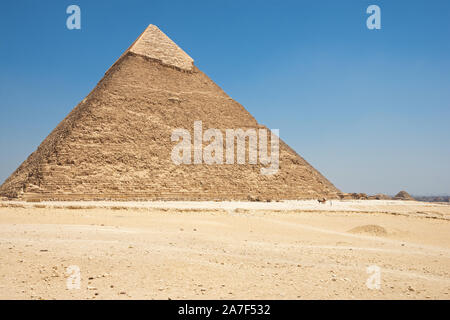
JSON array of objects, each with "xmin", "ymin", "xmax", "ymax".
[{"xmin": 0, "ymin": 25, "xmax": 340, "ymax": 201}]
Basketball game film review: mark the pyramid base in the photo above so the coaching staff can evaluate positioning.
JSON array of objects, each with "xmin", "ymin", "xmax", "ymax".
[{"xmin": 6, "ymin": 191, "xmax": 339, "ymax": 202}]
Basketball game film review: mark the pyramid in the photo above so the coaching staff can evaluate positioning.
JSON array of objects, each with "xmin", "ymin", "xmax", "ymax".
[
  {"xmin": 0, "ymin": 25, "xmax": 340, "ymax": 201},
  {"xmin": 393, "ymin": 191, "xmax": 415, "ymax": 201}
]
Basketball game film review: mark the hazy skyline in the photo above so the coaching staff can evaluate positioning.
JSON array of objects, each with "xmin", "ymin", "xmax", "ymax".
[{"xmin": 1, "ymin": 0, "xmax": 449, "ymax": 195}]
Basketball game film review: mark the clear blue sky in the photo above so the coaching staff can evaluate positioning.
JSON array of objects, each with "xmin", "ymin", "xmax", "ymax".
[{"xmin": 1, "ymin": 0, "xmax": 449, "ymax": 195}]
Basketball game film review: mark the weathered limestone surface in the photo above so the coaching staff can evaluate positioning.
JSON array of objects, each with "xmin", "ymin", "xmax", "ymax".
[{"xmin": 0, "ymin": 25, "xmax": 340, "ymax": 201}]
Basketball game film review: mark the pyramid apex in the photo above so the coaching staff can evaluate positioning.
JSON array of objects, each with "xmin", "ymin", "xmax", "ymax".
[{"xmin": 129, "ymin": 24, "xmax": 194, "ymax": 71}]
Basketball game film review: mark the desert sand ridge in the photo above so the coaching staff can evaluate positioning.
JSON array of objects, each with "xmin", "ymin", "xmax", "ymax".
[{"xmin": 0, "ymin": 25, "xmax": 339, "ymax": 201}]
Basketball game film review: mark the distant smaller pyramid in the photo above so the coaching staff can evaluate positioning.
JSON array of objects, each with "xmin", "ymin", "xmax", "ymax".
[{"xmin": 394, "ymin": 190, "xmax": 415, "ymax": 201}]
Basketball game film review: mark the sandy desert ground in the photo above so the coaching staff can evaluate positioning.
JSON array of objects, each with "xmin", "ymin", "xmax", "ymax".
[{"xmin": 0, "ymin": 199, "xmax": 449, "ymax": 300}]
